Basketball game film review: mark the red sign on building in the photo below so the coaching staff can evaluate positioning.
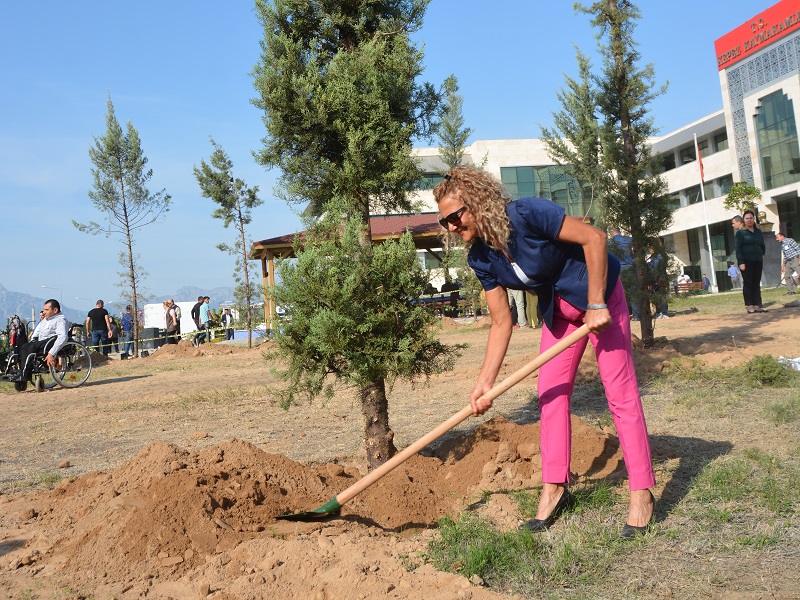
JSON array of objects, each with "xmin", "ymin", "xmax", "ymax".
[{"xmin": 715, "ymin": 0, "xmax": 800, "ymax": 70}]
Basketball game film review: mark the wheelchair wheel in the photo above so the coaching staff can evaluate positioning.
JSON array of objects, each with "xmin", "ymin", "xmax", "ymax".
[
  {"xmin": 51, "ymin": 341, "xmax": 92, "ymax": 388},
  {"xmin": 35, "ymin": 362, "xmax": 59, "ymax": 391},
  {"xmin": 14, "ymin": 380, "xmax": 27, "ymax": 392}
]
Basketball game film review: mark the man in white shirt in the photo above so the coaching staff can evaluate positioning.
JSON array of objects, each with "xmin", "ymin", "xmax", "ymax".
[{"xmin": 13, "ymin": 299, "xmax": 69, "ymax": 382}]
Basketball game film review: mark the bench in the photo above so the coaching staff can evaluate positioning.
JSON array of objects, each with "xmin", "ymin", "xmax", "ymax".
[{"xmin": 676, "ymin": 282, "xmax": 704, "ymax": 294}]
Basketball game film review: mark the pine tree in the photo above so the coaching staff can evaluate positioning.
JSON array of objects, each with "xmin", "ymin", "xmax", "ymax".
[
  {"xmin": 194, "ymin": 139, "xmax": 263, "ymax": 348},
  {"xmin": 437, "ymin": 75, "xmax": 472, "ymax": 170},
  {"xmin": 75, "ymin": 96, "xmax": 171, "ymax": 355},
  {"xmin": 434, "ymin": 74, "xmax": 483, "ymax": 311},
  {"xmin": 252, "ymin": 0, "xmax": 459, "ymax": 469},
  {"xmin": 544, "ymin": 1, "xmax": 672, "ymax": 347}
]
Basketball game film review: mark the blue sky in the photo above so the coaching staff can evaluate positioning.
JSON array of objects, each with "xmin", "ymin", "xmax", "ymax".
[{"xmin": 0, "ymin": 0, "xmax": 769, "ymax": 313}]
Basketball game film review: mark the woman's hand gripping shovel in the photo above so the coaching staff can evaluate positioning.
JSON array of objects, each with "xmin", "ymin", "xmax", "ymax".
[{"xmin": 276, "ymin": 324, "xmax": 591, "ymax": 521}]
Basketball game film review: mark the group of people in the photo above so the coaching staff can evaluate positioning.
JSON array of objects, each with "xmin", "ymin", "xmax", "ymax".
[
  {"xmin": 506, "ymin": 288, "xmax": 541, "ymax": 329},
  {"xmin": 85, "ymin": 300, "xmax": 133, "ymax": 356},
  {"xmin": 86, "ymin": 295, "xmax": 238, "ymax": 352},
  {"xmin": 186, "ymin": 296, "xmax": 236, "ymax": 346}
]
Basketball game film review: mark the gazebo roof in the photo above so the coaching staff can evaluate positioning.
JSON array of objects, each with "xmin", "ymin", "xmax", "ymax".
[{"xmin": 250, "ymin": 212, "xmax": 443, "ymax": 260}]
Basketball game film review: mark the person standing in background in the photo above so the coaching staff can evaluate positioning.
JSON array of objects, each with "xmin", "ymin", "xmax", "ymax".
[
  {"xmin": 775, "ymin": 230, "xmax": 800, "ymax": 295},
  {"xmin": 122, "ymin": 305, "xmax": 134, "ymax": 356},
  {"xmin": 197, "ymin": 296, "xmax": 211, "ymax": 345},
  {"xmin": 735, "ymin": 210, "xmax": 766, "ymax": 313},
  {"xmin": 222, "ymin": 308, "xmax": 234, "ymax": 340},
  {"xmin": 507, "ymin": 288, "xmax": 528, "ymax": 329},
  {"xmin": 727, "ymin": 262, "xmax": 742, "ymax": 290},
  {"xmin": 85, "ymin": 300, "xmax": 112, "ymax": 355},
  {"xmin": 191, "ymin": 296, "xmax": 204, "ymax": 347}
]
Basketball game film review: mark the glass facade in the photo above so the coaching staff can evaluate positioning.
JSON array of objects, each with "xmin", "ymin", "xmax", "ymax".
[
  {"xmin": 417, "ymin": 173, "xmax": 446, "ymax": 191},
  {"xmin": 755, "ymin": 91, "xmax": 800, "ymax": 191},
  {"xmin": 500, "ymin": 166, "xmax": 594, "ymax": 218},
  {"xmin": 778, "ymin": 196, "xmax": 800, "ymax": 240},
  {"xmin": 685, "ymin": 230, "xmax": 702, "ymax": 282}
]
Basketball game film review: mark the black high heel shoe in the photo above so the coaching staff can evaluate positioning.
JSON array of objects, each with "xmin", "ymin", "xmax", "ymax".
[
  {"xmin": 621, "ymin": 490, "xmax": 655, "ymax": 539},
  {"xmin": 518, "ymin": 488, "xmax": 574, "ymax": 532}
]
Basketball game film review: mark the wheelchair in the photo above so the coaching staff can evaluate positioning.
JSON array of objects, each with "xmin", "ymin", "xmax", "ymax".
[{"xmin": 1, "ymin": 316, "xmax": 92, "ymax": 392}]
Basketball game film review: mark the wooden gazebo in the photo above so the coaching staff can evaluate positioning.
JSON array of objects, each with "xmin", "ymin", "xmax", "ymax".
[{"xmin": 250, "ymin": 213, "xmax": 444, "ymax": 328}]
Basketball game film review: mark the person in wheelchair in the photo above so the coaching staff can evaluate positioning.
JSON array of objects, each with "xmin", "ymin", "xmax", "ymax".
[{"xmin": 9, "ymin": 298, "xmax": 69, "ymax": 383}]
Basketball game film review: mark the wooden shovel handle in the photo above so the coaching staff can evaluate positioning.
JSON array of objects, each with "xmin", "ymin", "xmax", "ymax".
[{"xmin": 334, "ymin": 323, "xmax": 591, "ymax": 507}]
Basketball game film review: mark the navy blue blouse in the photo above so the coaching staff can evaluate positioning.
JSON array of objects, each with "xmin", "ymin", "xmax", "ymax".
[{"xmin": 467, "ymin": 197, "xmax": 621, "ymax": 327}]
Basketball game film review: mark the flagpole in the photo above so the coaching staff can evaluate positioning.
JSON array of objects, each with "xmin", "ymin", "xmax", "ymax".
[{"xmin": 694, "ymin": 134, "xmax": 718, "ymax": 293}]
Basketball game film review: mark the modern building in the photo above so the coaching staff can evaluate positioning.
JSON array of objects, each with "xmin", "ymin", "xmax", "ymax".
[{"xmin": 252, "ymin": 0, "xmax": 800, "ymax": 316}]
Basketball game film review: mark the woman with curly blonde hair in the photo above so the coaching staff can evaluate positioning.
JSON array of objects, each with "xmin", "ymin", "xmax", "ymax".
[{"xmin": 433, "ymin": 166, "xmax": 654, "ymax": 538}]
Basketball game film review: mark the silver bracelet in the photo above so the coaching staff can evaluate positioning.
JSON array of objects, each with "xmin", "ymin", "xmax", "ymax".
[{"xmin": 586, "ymin": 303, "xmax": 607, "ymax": 310}]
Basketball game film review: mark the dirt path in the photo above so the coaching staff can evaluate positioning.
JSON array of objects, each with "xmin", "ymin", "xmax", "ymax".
[{"xmin": 1, "ymin": 308, "xmax": 799, "ymax": 598}]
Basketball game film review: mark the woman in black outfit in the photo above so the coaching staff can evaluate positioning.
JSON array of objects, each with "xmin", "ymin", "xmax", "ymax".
[{"xmin": 735, "ymin": 209, "xmax": 766, "ymax": 313}]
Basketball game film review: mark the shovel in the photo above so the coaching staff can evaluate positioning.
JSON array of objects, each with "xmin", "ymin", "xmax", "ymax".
[{"xmin": 276, "ymin": 323, "xmax": 591, "ymax": 521}]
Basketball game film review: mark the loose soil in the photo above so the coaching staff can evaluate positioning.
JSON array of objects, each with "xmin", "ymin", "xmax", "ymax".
[{"xmin": 1, "ymin": 307, "xmax": 799, "ymax": 599}]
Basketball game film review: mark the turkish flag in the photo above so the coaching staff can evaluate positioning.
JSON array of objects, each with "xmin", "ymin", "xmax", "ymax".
[{"xmin": 698, "ymin": 150, "xmax": 705, "ymax": 184}]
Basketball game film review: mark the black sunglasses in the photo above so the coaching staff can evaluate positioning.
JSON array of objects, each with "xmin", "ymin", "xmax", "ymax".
[{"xmin": 439, "ymin": 206, "xmax": 467, "ymax": 228}]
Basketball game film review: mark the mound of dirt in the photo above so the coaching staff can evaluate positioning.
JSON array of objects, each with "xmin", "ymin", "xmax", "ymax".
[
  {"xmin": 440, "ymin": 316, "xmax": 492, "ymax": 330},
  {"xmin": 2, "ymin": 416, "xmax": 621, "ymax": 598},
  {"xmin": 146, "ymin": 341, "xmax": 269, "ymax": 360}
]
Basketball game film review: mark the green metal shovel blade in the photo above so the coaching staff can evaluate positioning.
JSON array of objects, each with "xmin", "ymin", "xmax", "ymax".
[{"xmin": 275, "ymin": 497, "xmax": 343, "ymax": 521}]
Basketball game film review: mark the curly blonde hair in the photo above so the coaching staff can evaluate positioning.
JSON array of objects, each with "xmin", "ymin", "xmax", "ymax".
[{"xmin": 432, "ymin": 166, "xmax": 511, "ymax": 251}]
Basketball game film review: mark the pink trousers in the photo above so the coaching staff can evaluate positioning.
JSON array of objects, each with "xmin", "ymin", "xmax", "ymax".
[{"xmin": 537, "ymin": 280, "xmax": 655, "ymax": 490}]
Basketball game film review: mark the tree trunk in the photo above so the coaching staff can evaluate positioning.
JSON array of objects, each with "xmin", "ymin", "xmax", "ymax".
[
  {"xmin": 356, "ymin": 196, "xmax": 397, "ymax": 469},
  {"xmin": 238, "ymin": 209, "xmax": 252, "ymax": 349},
  {"xmin": 360, "ymin": 378, "xmax": 397, "ymax": 470}
]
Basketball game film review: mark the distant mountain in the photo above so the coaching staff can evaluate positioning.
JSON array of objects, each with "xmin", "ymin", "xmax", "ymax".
[
  {"xmin": 0, "ymin": 282, "xmax": 85, "ymax": 327},
  {"xmin": 0, "ymin": 282, "xmax": 237, "ymax": 330},
  {"xmin": 149, "ymin": 286, "xmax": 237, "ymax": 306}
]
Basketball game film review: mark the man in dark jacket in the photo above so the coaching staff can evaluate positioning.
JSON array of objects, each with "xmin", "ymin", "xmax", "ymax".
[{"xmin": 190, "ymin": 296, "xmax": 204, "ymax": 347}]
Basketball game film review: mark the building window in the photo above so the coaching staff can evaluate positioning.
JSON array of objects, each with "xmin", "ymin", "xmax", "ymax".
[
  {"xmin": 697, "ymin": 139, "xmax": 710, "ymax": 158},
  {"xmin": 703, "ymin": 181, "xmax": 715, "ymax": 200},
  {"xmin": 718, "ymin": 174, "xmax": 734, "ymax": 196},
  {"xmin": 417, "ymin": 173, "xmax": 445, "ymax": 191},
  {"xmin": 714, "ymin": 131, "xmax": 729, "ymax": 152},
  {"xmin": 666, "ymin": 192, "xmax": 681, "ymax": 209},
  {"xmin": 417, "ymin": 249, "xmax": 443, "ymax": 270},
  {"xmin": 755, "ymin": 91, "xmax": 800, "ymax": 191},
  {"xmin": 685, "ymin": 185, "xmax": 702, "ymax": 205},
  {"xmin": 661, "ymin": 152, "xmax": 676, "ymax": 172},
  {"xmin": 500, "ymin": 166, "xmax": 535, "ymax": 199},
  {"xmin": 679, "ymin": 145, "xmax": 696, "ymax": 165}
]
